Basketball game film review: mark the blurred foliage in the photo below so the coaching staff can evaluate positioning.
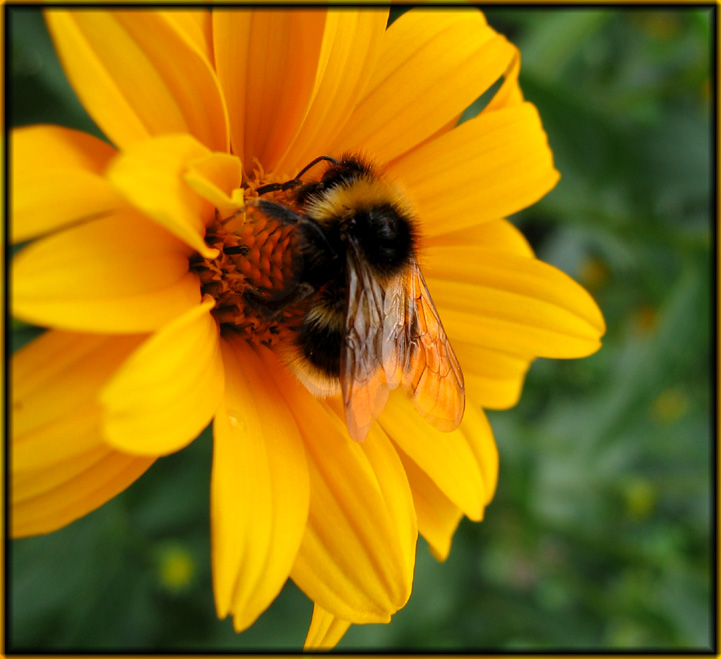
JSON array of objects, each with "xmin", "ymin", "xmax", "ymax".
[{"xmin": 8, "ymin": 7, "xmax": 713, "ymax": 652}]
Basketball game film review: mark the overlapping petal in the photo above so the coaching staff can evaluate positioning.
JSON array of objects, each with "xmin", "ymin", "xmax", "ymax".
[
  {"xmin": 453, "ymin": 342, "xmax": 532, "ymax": 409},
  {"xmin": 212, "ymin": 338, "xmax": 309, "ymax": 632},
  {"xmin": 390, "ymin": 102, "xmax": 559, "ymax": 237},
  {"xmin": 159, "ymin": 10, "xmax": 214, "ymax": 66},
  {"xmin": 423, "ymin": 247, "xmax": 606, "ymax": 357},
  {"xmin": 213, "ymin": 10, "xmax": 326, "ymax": 172},
  {"xmin": 107, "ymin": 134, "xmax": 223, "ymax": 258},
  {"xmin": 330, "ymin": 9, "xmax": 516, "ymax": 165},
  {"xmin": 12, "ymin": 331, "xmax": 154, "ymax": 537},
  {"xmin": 425, "ymin": 218, "xmax": 534, "ymax": 257},
  {"xmin": 260, "ymin": 350, "xmax": 416, "ymax": 624},
  {"xmin": 305, "ymin": 605, "xmax": 352, "ymax": 651},
  {"xmin": 380, "ymin": 391, "xmax": 492, "ymax": 522},
  {"xmin": 273, "ymin": 10, "xmax": 390, "ymax": 174},
  {"xmin": 483, "ymin": 46, "xmax": 524, "ymax": 112},
  {"xmin": 45, "ymin": 10, "xmax": 228, "ymax": 151},
  {"xmin": 11, "ymin": 125, "xmax": 123, "ymax": 243},
  {"xmin": 184, "ymin": 153, "xmax": 244, "ymax": 217},
  {"xmin": 12, "ymin": 209, "xmax": 200, "ymax": 333},
  {"xmin": 292, "ymin": 422, "xmax": 416, "ymax": 624},
  {"xmin": 458, "ymin": 399, "xmax": 499, "ymax": 506},
  {"xmin": 396, "ymin": 450, "xmax": 464, "ymax": 562},
  {"xmin": 100, "ymin": 297, "xmax": 223, "ymax": 456},
  {"xmin": 426, "ymin": 220, "xmax": 537, "ymax": 409}
]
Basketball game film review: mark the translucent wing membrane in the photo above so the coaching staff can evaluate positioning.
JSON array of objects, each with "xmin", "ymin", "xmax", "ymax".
[
  {"xmin": 342, "ymin": 243, "xmax": 464, "ymax": 442},
  {"xmin": 400, "ymin": 263, "xmax": 465, "ymax": 430},
  {"xmin": 341, "ymin": 242, "xmax": 391, "ymax": 442}
]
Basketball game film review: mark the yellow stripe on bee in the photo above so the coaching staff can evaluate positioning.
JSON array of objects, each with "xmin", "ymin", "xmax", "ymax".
[
  {"xmin": 306, "ymin": 301, "xmax": 344, "ymax": 332},
  {"xmin": 305, "ymin": 175, "xmax": 413, "ymax": 224}
]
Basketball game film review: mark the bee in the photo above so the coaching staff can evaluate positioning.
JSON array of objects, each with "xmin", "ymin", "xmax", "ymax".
[{"xmin": 247, "ymin": 154, "xmax": 465, "ymax": 442}]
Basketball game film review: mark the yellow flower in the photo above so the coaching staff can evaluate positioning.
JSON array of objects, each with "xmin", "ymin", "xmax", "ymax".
[{"xmin": 10, "ymin": 8, "xmax": 605, "ymax": 649}]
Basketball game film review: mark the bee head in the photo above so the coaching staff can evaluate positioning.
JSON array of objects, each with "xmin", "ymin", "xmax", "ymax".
[
  {"xmin": 349, "ymin": 203, "xmax": 417, "ymax": 276},
  {"xmin": 298, "ymin": 155, "xmax": 419, "ymax": 277}
]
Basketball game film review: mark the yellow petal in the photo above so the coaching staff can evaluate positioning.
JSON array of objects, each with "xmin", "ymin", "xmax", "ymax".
[
  {"xmin": 12, "ymin": 209, "xmax": 200, "ymax": 333},
  {"xmin": 379, "ymin": 391, "xmax": 487, "ymax": 521},
  {"xmin": 424, "ymin": 248, "xmax": 606, "ymax": 358},
  {"xmin": 454, "ymin": 341, "xmax": 532, "ymax": 410},
  {"xmin": 12, "ymin": 330, "xmax": 154, "ymax": 537},
  {"xmin": 45, "ymin": 10, "xmax": 228, "ymax": 151},
  {"xmin": 158, "ymin": 10, "xmax": 214, "ymax": 66},
  {"xmin": 425, "ymin": 218, "xmax": 534, "ymax": 257},
  {"xmin": 304, "ymin": 604, "xmax": 352, "ymax": 651},
  {"xmin": 184, "ymin": 152, "xmax": 243, "ymax": 217},
  {"xmin": 396, "ymin": 450, "xmax": 464, "ymax": 562},
  {"xmin": 389, "ymin": 403, "xmax": 496, "ymax": 563},
  {"xmin": 11, "ymin": 125, "xmax": 124, "ymax": 243},
  {"xmin": 273, "ymin": 9, "xmax": 390, "ymax": 174},
  {"xmin": 260, "ymin": 350, "xmax": 416, "ymax": 624},
  {"xmin": 107, "ymin": 134, "xmax": 219, "ymax": 258},
  {"xmin": 12, "ymin": 125, "xmax": 115, "ymax": 176},
  {"xmin": 389, "ymin": 102, "xmax": 559, "ymax": 237},
  {"xmin": 330, "ymin": 9, "xmax": 515, "ymax": 164},
  {"xmin": 352, "ymin": 403, "xmax": 417, "ymax": 571},
  {"xmin": 213, "ymin": 10, "xmax": 326, "ymax": 171},
  {"xmin": 13, "ymin": 331, "xmax": 145, "ymax": 467},
  {"xmin": 293, "ymin": 422, "xmax": 416, "ymax": 624},
  {"xmin": 425, "ymin": 220, "xmax": 536, "ymax": 409},
  {"xmin": 462, "ymin": 400, "xmax": 499, "ymax": 507},
  {"xmin": 211, "ymin": 337, "xmax": 309, "ymax": 632},
  {"xmin": 100, "ymin": 297, "xmax": 223, "ymax": 456},
  {"xmin": 13, "ymin": 448, "xmax": 155, "ymax": 538},
  {"xmin": 483, "ymin": 45, "xmax": 524, "ymax": 112}
]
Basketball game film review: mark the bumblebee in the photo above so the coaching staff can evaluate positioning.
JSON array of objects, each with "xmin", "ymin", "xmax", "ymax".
[{"xmin": 247, "ymin": 154, "xmax": 465, "ymax": 442}]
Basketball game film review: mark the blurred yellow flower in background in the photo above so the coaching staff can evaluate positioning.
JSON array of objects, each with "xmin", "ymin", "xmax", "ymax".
[{"xmin": 10, "ymin": 8, "xmax": 604, "ymax": 649}]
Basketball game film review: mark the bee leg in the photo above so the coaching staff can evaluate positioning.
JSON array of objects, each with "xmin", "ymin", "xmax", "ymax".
[
  {"xmin": 243, "ymin": 282, "xmax": 316, "ymax": 319},
  {"xmin": 251, "ymin": 199, "xmax": 303, "ymax": 226},
  {"xmin": 251, "ymin": 199, "xmax": 338, "ymax": 260},
  {"xmin": 255, "ymin": 180, "xmax": 300, "ymax": 197}
]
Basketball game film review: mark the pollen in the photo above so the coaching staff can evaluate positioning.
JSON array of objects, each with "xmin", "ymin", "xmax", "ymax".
[{"xmin": 191, "ymin": 198, "xmax": 301, "ymax": 346}]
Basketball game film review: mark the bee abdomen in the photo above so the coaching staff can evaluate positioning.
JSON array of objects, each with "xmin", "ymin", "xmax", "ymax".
[{"xmin": 296, "ymin": 302, "xmax": 343, "ymax": 379}]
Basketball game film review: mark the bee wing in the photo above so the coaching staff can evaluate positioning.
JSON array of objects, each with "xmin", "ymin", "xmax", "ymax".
[
  {"xmin": 381, "ymin": 273, "xmax": 409, "ymax": 389},
  {"xmin": 340, "ymin": 244, "xmax": 391, "ymax": 442},
  {"xmin": 390, "ymin": 262, "xmax": 465, "ymax": 431}
]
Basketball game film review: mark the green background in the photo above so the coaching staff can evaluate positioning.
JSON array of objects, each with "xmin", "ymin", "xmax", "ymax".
[{"xmin": 8, "ymin": 7, "xmax": 713, "ymax": 651}]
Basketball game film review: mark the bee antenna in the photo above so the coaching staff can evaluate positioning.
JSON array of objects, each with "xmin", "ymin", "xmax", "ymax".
[
  {"xmin": 256, "ymin": 156, "xmax": 339, "ymax": 197},
  {"xmin": 294, "ymin": 155, "xmax": 339, "ymax": 180}
]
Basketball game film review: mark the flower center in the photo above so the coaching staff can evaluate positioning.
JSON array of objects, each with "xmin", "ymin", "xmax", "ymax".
[{"xmin": 190, "ymin": 186, "xmax": 302, "ymax": 346}]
